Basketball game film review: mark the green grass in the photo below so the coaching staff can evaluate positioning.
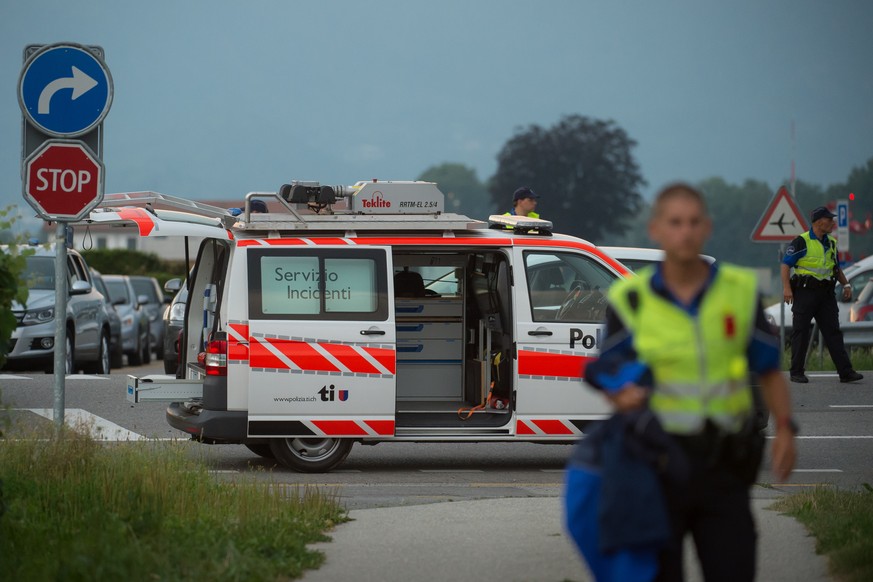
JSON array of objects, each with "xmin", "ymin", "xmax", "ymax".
[
  {"xmin": 773, "ymin": 486, "xmax": 873, "ymax": 582},
  {"xmin": 782, "ymin": 346, "xmax": 873, "ymax": 372},
  {"xmin": 0, "ymin": 424, "xmax": 346, "ymax": 581}
]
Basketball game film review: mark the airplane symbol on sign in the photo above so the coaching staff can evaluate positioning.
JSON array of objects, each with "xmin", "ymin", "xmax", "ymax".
[{"xmin": 769, "ymin": 213, "xmax": 796, "ymax": 234}]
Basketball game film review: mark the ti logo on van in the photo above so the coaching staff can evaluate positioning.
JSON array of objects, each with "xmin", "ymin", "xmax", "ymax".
[{"xmin": 318, "ymin": 384, "xmax": 349, "ymax": 402}]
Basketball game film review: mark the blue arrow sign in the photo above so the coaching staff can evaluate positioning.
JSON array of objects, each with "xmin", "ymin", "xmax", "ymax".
[{"xmin": 19, "ymin": 43, "xmax": 113, "ymax": 138}]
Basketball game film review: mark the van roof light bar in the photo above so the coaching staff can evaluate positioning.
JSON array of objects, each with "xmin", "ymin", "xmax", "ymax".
[{"xmin": 487, "ymin": 214, "xmax": 553, "ymax": 236}]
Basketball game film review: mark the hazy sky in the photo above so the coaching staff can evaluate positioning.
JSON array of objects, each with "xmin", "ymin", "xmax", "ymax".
[{"xmin": 2, "ymin": 0, "xmax": 872, "ymax": 221}]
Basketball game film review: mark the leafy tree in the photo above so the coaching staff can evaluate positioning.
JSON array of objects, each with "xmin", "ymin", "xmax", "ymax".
[
  {"xmin": 0, "ymin": 207, "xmax": 31, "ymax": 369},
  {"xmin": 81, "ymin": 249, "xmax": 186, "ymax": 288},
  {"xmin": 697, "ymin": 177, "xmax": 778, "ymax": 267},
  {"xmin": 417, "ymin": 163, "xmax": 492, "ymax": 220},
  {"xmin": 489, "ymin": 115, "xmax": 645, "ymax": 240}
]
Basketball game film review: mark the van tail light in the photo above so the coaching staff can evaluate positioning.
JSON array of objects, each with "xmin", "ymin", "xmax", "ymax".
[{"xmin": 204, "ymin": 338, "xmax": 227, "ymax": 376}]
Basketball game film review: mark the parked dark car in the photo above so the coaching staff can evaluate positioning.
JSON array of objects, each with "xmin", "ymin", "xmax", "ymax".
[
  {"xmin": 4, "ymin": 244, "xmax": 112, "ymax": 374},
  {"xmin": 90, "ymin": 269, "xmax": 124, "ymax": 368},
  {"xmin": 162, "ymin": 278, "xmax": 187, "ymax": 374},
  {"xmin": 129, "ymin": 276, "xmax": 168, "ymax": 360},
  {"xmin": 102, "ymin": 275, "xmax": 151, "ymax": 366}
]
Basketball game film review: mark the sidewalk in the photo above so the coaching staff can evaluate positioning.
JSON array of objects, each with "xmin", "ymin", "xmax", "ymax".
[{"xmin": 301, "ymin": 491, "xmax": 830, "ymax": 582}]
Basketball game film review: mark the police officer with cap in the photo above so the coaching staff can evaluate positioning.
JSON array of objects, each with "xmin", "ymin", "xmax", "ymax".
[
  {"xmin": 505, "ymin": 187, "xmax": 541, "ymax": 219},
  {"xmin": 780, "ymin": 205, "xmax": 863, "ymax": 384}
]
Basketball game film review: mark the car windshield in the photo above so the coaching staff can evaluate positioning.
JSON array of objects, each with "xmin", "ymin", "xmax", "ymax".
[
  {"xmin": 105, "ymin": 280, "xmax": 131, "ymax": 304},
  {"xmin": 130, "ymin": 279, "xmax": 159, "ymax": 302},
  {"xmin": 22, "ymin": 256, "xmax": 56, "ymax": 290}
]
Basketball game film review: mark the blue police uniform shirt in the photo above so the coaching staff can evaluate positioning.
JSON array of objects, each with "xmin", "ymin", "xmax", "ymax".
[{"xmin": 781, "ymin": 228, "xmax": 834, "ymax": 268}]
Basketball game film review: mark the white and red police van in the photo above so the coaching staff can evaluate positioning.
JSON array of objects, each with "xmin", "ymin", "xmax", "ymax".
[{"xmin": 90, "ymin": 181, "xmax": 629, "ymax": 472}]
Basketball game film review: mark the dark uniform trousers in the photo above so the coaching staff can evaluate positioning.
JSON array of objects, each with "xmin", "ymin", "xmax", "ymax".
[
  {"xmin": 656, "ymin": 442, "xmax": 756, "ymax": 582},
  {"xmin": 789, "ymin": 279, "xmax": 853, "ymax": 376}
]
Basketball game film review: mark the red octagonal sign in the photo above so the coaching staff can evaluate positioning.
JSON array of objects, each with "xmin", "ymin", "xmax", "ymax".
[{"xmin": 24, "ymin": 139, "xmax": 104, "ymax": 221}]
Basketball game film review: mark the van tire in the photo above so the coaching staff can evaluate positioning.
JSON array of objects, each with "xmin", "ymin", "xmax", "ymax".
[{"xmin": 269, "ymin": 437, "xmax": 353, "ymax": 473}]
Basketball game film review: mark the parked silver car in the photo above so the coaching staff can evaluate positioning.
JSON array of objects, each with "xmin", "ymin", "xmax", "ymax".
[
  {"xmin": 102, "ymin": 275, "xmax": 151, "ymax": 366},
  {"xmin": 4, "ymin": 244, "xmax": 112, "ymax": 374},
  {"xmin": 129, "ymin": 275, "xmax": 168, "ymax": 360},
  {"xmin": 90, "ymin": 269, "xmax": 124, "ymax": 369}
]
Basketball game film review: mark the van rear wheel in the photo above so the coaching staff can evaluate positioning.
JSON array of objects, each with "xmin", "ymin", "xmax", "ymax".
[{"xmin": 269, "ymin": 437, "xmax": 353, "ymax": 473}]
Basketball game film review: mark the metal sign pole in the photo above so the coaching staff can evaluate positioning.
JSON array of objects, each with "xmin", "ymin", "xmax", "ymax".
[{"xmin": 52, "ymin": 222, "xmax": 68, "ymax": 434}]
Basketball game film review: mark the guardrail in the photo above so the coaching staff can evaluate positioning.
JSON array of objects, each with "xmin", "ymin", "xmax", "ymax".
[{"xmin": 841, "ymin": 321, "xmax": 873, "ymax": 347}]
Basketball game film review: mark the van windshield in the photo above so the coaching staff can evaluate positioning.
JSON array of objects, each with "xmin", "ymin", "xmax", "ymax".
[{"xmin": 23, "ymin": 256, "xmax": 56, "ymax": 290}]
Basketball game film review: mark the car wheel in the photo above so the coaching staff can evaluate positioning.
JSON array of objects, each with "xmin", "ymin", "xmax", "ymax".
[
  {"xmin": 111, "ymin": 341, "xmax": 124, "ymax": 369},
  {"xmin": 84, "ymin": 332, "xmax": 110, "ymax": 375},
  {"xmin": 128, "ymin": 335, "xmax": 143, "ymax": 366},
  {"xmin": 155, "ymin": 336, "xmax": 164, "ymax": 360},
  {"xmin": 269, "ymin": 437, "xmax": 353, "ymax": 473},
  {"xmin": 55, "ymin": 335, "xmax": 74, "ymax": 375},
  {"xmin": 245, "ymin": 443, "xmax": 276, "ymax": 459},
  {"xmin": 44, "ymin": 335, "xmax": 73, "ymax": 375},
  {"xmin": 142, "ymin": 333, "xmax": 151, "ymax": 365}
]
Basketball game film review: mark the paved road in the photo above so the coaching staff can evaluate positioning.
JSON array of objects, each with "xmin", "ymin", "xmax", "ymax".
[{"xmin": 2, "ymin": 365, "xmax": 872, "ymax": 504}]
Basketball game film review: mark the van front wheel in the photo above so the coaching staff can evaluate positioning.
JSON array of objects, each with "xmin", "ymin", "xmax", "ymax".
[{"xmin": 269, "ymin": 437, "xmax": 353, "ymax": 473}]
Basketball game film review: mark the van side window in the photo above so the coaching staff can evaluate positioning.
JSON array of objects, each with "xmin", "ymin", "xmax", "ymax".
[
  {"xmin": 524, "ymin": 251, "xmax": 617, "ymax": 323},
  {"xmin": 247, "ymin": 248, "xmax": 388, "ymax": 321}
]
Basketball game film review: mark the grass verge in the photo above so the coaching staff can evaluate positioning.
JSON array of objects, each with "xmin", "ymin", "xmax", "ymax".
[
  {"xmin": 772, "ymin": 485, "xmax": 873, "ymax": 582},
  {"xmin": 0, "ymin": 425, "xmax": 346, "ymax": 581},
  {"xmin": 781, "ymin": 346, "xmax": 873, "ymax": 371}
]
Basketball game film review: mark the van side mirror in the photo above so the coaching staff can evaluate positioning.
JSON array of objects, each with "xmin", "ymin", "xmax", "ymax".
[{"xmin": 137, "ymin": 294, "xmax": 151, "ymax": 307}]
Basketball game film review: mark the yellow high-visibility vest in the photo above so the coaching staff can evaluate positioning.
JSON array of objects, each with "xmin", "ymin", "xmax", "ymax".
[
  {"xmin": 608, "ymin": 264, "xmax": 757, "ymax": 434},
  {"xmin": 793, "ymin": 231, "xmax": 836, "ymax": 281}
]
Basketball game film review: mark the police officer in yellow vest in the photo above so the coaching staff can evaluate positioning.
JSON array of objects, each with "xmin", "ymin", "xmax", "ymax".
[
  {"xmin": 780, "ymin": 206, "xmax": 863, "ymax": 384},
  {"xmin": 505, "ymin": 187, "xmax": 541, "ymax": 219},
  {"xmin": 598, "ymin": 183, "xmax": 796, "ymax": 581}
]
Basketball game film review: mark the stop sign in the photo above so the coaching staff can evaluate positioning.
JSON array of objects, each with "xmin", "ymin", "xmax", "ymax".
[{"xmin": 24, "ymin": 139, "xmax": 104, "ymax": 221}]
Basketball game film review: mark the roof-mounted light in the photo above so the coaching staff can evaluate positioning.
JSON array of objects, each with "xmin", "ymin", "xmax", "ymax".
[{"xmin": 487, "ymin": 214, "xmax": 553, "ymax": 235}]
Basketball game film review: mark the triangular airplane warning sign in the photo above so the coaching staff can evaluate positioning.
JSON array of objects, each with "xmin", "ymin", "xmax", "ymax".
[{"xmin": 751, "ymin": 185, "xmax": 809, "ymax": 242}]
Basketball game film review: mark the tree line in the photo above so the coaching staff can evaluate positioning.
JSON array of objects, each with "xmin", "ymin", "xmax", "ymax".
[{"xmin": 419, "ymin": 114, "xmax": 873, "ymax": 268}]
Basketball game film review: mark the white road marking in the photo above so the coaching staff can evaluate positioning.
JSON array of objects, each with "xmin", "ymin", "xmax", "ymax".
[
  {"xmin": 65, "ymin": 375, "xmax": 110, "ymax": 380},
  {"xmin": 24, "ymin": 408, "xmax": 151, "ymax": 441},
  {"xmin": 0, "ymin": 374, "xmax": 32, "ymax": 380},
  {"xmin": 793, "ymin": 469, "xmax": 843, "ymax": 473},
  {"xmin": 829, "ymin": 405, "xmax": 873, "ymax": 408}
]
